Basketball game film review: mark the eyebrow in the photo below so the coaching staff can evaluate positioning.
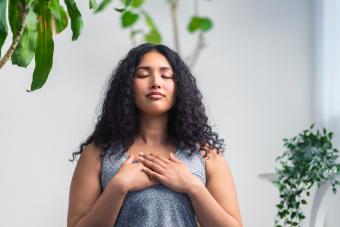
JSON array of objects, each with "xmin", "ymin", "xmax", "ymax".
[{"xmin": 135, "ymin": 66, "xmax": 173, "ymax": 71}]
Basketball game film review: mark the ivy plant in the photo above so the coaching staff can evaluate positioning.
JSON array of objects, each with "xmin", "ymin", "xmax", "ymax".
[
  {"xmin": 273, "ymin": 124, "xmax": 340, "ymax": 227},
  {"xmin": 0, "ymin": 0, "xmax": 213, "ymax": 92}
]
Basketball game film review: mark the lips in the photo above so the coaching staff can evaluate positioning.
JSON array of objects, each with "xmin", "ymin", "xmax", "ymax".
[
  {"xmin": 146, "ymin": 92, "xmax": 165, "ymax": 100},
  {"xmin": 146, "ymin": 92, "xmax": 165, "ymax": 97}
]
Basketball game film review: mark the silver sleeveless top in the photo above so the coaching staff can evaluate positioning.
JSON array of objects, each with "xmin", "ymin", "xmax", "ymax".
[{"xmin": 100, "ymin": 144, "xmax": 206, "ymax": 227}]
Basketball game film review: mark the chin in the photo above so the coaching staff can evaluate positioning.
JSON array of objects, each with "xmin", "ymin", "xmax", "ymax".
[{"xmin": 140, "ymin": 107, "xmax": 172, "ymax": 115}]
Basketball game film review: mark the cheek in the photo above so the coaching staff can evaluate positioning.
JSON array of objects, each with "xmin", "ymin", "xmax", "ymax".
[
  {"xmin": 165, "ymin": 82, "xmax": 176, "ymax": 99},
  {"xmin": 133, "ymin": 80, "xmax": 145, "ymax": 96}
]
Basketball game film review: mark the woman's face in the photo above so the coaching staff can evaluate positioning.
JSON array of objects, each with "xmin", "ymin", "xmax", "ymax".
[{"xmin": 133, "ymin": 51, "xmax": 176, "ymax": 115}]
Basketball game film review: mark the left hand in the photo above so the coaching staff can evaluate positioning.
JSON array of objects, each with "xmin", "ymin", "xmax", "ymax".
[{"xmin": 137, "ymin": 152, "xmax": 203, "ymax": 193}]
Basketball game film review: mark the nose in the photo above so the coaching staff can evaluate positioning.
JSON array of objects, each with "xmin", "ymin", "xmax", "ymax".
[{"xmin": 150, "ymin": 73, "xmax": 161, "ymax": 89}]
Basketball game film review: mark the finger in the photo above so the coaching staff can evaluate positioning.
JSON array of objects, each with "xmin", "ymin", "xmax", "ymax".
[
  {"xmin": 125, "ymin": 154, "xmax": 134, "ymax": 164},
  {"xmin": 139, "ymin": 156, "xmax": 165, "ymax": 173},
  {"xmin": 142, "ymin": 167, "xmax": 164, "ymax": 183},
  {"xmin": 155, "ymin": 155, "xmax": 172, "ymax": 165},
  {"xmin": 144, "ymin": 153, "xmax": 169, "ymax": 167}
]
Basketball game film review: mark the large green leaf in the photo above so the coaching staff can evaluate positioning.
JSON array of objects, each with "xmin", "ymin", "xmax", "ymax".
[
  {"xmin": 64, "ymin": 0, "xmax": 83, "ymax": 40},
  {"xmin": 8, "ymin": 0, "xmax": 19, "ymax": 36},
  {"xmin": 11, "ymin": 8, "xmax": 38, "ymax": 67},
  {"xmin": 121, "ymin": 11, "xmax": 139, "ymax": 28},
  {"xmin": 30, "ymin": 2, "xmax": 54, "ymax": 92},
  {"xmin": 0, "ymin": 0, "xmax": 8, "ymax": 57},
  {"xmin": 49, "ymin": 0, "xmax": 68, "ymax": 33}
]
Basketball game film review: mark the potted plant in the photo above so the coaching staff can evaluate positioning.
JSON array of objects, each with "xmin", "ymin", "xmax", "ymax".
[{"xmin": 274, "ymin": 124, "xmax": 340, "ymax": 227}]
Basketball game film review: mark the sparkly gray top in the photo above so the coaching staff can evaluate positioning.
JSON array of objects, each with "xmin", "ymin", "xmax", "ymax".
[{"xmin": 100, "ymin": 144, "xmax": 206, "ymax": 227}]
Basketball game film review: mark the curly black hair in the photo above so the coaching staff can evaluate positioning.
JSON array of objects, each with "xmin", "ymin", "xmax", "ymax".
[{"xmin": 69, "ymin": 43, "xmax": 225, "ymax": 162}]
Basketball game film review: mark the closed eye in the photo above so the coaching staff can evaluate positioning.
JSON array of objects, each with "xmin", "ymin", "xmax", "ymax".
[
  {"xmin": 136, "ymin": 75, "xmax": 148, "ymax": 78},
  {"xmin": 162, "ymin": 75, "xmax": 173, "ymax": 79}
]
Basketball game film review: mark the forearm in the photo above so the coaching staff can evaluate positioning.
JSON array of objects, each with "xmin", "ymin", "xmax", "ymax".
[
  {"xmin": 187, "ymin": 184, "xmax": 241, "ymax": 227},
  {"xmin": 73, "ymin": 179, "xmax": 128, "ymax": 227}
]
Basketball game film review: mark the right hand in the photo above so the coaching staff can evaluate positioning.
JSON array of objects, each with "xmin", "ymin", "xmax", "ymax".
[{"xmin": 112, "ymin": 154, "xmax": 159, "ymax": 192}]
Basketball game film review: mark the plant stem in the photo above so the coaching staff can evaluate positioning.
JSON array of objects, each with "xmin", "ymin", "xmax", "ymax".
[
  {"xmin": 170, "ymin": 0, "xmax": 180, "ymax": 55},
  {"xmin": 186, "ymin": 0, "xmax": 205, "ymax": 68},
  {"xmin": 0, "ymin": 2, "xmax": 28, "ymax": 69},
  {"xmin": 188, "ymin": 31, "xmax": 205, "ymax": 68}
]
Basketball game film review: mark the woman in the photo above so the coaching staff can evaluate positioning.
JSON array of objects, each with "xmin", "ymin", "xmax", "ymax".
[{"xmin": 67, "ymin": 43, "xmax": 243, "ymax": 227}]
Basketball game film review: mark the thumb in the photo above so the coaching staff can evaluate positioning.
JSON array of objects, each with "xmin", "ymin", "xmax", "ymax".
[{"xmin": 125, "ymin": 154, "xmax": 134, "ymax": 164}]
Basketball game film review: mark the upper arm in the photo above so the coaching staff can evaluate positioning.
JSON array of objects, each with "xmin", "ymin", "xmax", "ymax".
[
  {"xmin": 202, "ymin": 149, "xmax": 243, "ymax": 227},
  {"xmin": 67, "ymin": 143, "xmax": 102, "ymax": 227}
]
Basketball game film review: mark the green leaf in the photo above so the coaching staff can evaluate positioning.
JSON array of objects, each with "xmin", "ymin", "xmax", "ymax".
[
  {"xmin": 121, "ymin": 11, "xmax": 139, "ymax": 28},
  {"xmin": 298, "ymin": 212, "xmax": 306, "ymax": 219},
  {"xmin": 124, "ymin": 0, "xmax": 133, "ymax": 7},
  {"xmin": 301, "ymin": 199, "xmax": 307, "ymax": 204},
  {"xmin": 144, "ymin": 28, "xmax": 161, "ymax": 44},
  {"xmin": 188, "ymin": 16, "xmax": 200, "ymax": 33},
  {"xmin": 49, "ymin": 0, "xmax": 68, "ymax": 33},
  {"xmin": 29, "ymin": 2, "xmax": 54, "ymax": 92},
  {"xmin": 188, "ymin": 16, "xmax": 213, "ymax": 33},
  {"xmin": 0, "ymin": 0, "xmax": 8, "ymax": 57},
  {"xmin": 131, "ymin": 0, "xmax": 143, "ymax": 8},
  {"xmin": 89, "ymin": 0, "xmax": 98, "ymax": 10},
  {"xmin": 94, "ymin": 0, "xmax": 112, "ymax": 13},
  {"xmin": 199, "ymin": 17, "xmax": 213, "ymax": 32},
  {"xmin": 8, "ymin": 0, "xmax": 19, "ymax": 37},
  {"xmin": 11, "ymin": 8, "xmax": 38, "ymax": 67},
  {"xmin": 64, "ymin": 0, "xmax": 83, "ymax": 40}
]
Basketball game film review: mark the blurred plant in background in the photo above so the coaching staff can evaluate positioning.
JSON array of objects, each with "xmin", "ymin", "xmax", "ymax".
[{"xmin": 0, "ymin": 0, "xmax": 213, "ymax": 92}]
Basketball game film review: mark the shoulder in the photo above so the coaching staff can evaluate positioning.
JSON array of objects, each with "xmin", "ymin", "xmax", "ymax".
[
  {"xmin": 76, "ymin": 143, "xmax": 102, "ymax": 172},
  {"xmin": 199, "ymin": 146, "xmax": 227, "ymax": 178}
]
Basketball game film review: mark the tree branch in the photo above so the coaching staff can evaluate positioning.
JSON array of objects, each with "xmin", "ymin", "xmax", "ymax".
[
  {"xmin": 0, "ymin": 2, "xmax": 28, "ymax": 69},
  {"xmin": 185, "ymin": 0, "xmax": 206, "ymax": 68},
  {"xmin": 170, "ymin": 0, "xmax": 180, "ymax": 55},
  {"xmin": 187, "ymin": 31, "xmax": 205, "ymax": 68}
]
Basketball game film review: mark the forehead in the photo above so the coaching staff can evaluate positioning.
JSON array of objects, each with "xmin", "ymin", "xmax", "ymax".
[{"xmin": 137, "ymin": 51, "xmax": 172, "ymax": 69}]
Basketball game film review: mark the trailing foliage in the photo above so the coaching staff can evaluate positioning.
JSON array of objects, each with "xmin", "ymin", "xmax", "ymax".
[{"xmin": 274, "ymin": 124, "xmax": 340, "ymax": 227}]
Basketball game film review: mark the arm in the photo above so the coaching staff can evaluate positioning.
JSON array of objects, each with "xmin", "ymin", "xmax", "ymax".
[
  {"xmin": 187, "ymin": 150, "xmax": 243, "ymax": 227},
  {"xmin": 67, "ymin": 143, "xmax": 128, "ymax": 227}
]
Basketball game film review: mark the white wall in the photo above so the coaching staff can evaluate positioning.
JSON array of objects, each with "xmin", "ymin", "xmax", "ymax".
[
  {"xmin": 0, "ymin": 0, "xmax": 313, "ymax": 226},
  {"xmin": 313, "ymin": 0, "xmax": 340, "ymax": 226}
]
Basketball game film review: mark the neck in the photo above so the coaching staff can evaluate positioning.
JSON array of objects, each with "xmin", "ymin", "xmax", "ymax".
[{"xmin": 135, "ymin": 112, "xmax": 171, "ymax": 146}]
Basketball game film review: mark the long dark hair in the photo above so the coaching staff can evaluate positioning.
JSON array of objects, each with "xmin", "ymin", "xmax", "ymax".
[{"xmin": 69, "ymin": 43, "xmax": 225, "ymax": 162}]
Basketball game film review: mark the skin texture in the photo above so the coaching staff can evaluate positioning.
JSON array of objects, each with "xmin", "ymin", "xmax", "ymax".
[{"xmin": 67, "ymin": 50, "xmax": 243, "ymax": 227}]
